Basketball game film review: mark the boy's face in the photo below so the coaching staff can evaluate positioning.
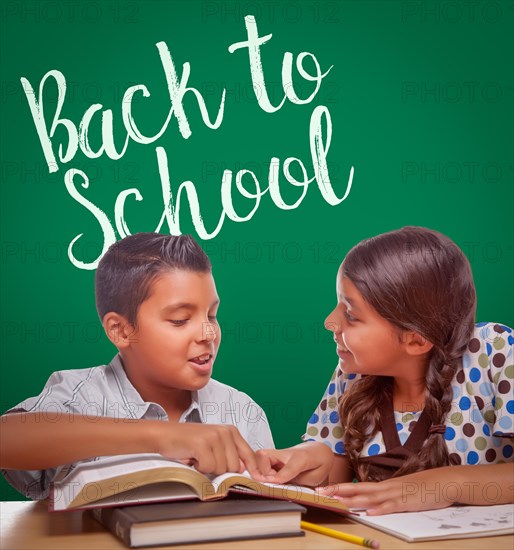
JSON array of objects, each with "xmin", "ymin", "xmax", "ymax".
[{"xmin": 122, "ymin": 270, "xmax": 221, "ymax": 396}]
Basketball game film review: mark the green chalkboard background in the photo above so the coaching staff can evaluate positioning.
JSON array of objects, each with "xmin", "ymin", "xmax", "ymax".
[{"xmin": 1, "ymin": 0, "xmax": 513, "ymax": 500}]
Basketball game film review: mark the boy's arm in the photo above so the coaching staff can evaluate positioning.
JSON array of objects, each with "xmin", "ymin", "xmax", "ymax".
[{"xmin": 0, "ymin": 412, "xmax": 259, "ymax": 476}]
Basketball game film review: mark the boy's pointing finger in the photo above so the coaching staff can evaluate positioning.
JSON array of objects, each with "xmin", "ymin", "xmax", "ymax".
[{"xmin": 232, "ymin": 434, "xmax": 259, "ymax": 476}]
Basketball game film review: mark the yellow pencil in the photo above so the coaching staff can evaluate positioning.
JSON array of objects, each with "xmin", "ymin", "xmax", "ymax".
[{"xmin": 301, "ymin": 521, "xmax": 380, "ymax": 549}]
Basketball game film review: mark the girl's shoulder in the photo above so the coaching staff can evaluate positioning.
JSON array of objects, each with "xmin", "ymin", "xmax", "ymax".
[
  {"xmin": 461, "ymin": 322, "xmax": 512, "ymax": 372},
  {"xmin": 453, "ymin": 322, "xmax": 513, "ymax": 403},
  {"xmin": 332, "ymin": 366, "xmax": 361, "ymax": 394}
]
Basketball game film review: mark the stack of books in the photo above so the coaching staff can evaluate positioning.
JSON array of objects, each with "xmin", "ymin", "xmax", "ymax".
[
  {"xmin": 49, "ymin": 453, "xmax": 514, "ymax": 547},
  {"xmin": 48, "ymin": 453, "xmax": 346, "ymax": 547}
]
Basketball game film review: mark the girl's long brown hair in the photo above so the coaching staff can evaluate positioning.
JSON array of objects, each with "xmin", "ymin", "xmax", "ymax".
[{"xmin": 339, "ymin": 226, "xmax": 476, "ymax": 481}]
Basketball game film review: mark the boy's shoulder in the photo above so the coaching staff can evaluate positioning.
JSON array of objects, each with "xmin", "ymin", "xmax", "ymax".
[
  {"xmin": 38, "ymin": 358, "xmax": 123, "ymax": 392},
  {"xmin": 43, "ymin": 363, "xmax": 110, "ymax": 384},
  {"xmin": 197, "ymin": 378, "xmax": 272, "ymax": 440},
  {"xmin": 7, "ymin": 356, "xmax": 141, "ymax": 416},
  {"xmin": 199, "ymin": 377, "xmax": 262, "ymax": 407}
]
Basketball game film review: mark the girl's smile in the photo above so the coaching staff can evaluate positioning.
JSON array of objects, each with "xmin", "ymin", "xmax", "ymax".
[
  {"xmin": 336, "ymin": 344, "xmax": 352, "ymax": 361},
  {"xmin": 325, "ymin": 276, "xmax": 424, "ymax": 380}
]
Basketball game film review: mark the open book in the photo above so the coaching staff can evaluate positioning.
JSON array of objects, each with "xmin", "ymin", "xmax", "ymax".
[{"xmin": 49, "ymin": 453, "xmax": 349, "ymax": 513}]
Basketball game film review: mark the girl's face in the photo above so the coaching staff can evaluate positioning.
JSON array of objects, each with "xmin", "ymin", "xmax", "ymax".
[{"xmin": 325, "ymin": 276, "xmax": 412, "ymax": 377}]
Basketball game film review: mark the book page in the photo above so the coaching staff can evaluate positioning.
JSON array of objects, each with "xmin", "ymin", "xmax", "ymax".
[
  {"xmin": 58, "ymin": 454, "xmax": 195, "ymax": 487},
  {"xmin": 52, "ymin": 454, "xmax": 204, "ymax": 510},
  {"xmin": 209, "ymin": 470, "xmax": 254, "ymax": 492},
  {"xmin": 210, "ymin": 471, "xmax": 346, "ymax": 511},
  {"xmin": 211, "ymin": 471, "xmax": 317, "ymax": 497},
  {"xmin": 353, "ymin": 504, "xmax": 514, "ymax": 541},
  {"xmin": 83, "ymin": 481, "xmax": 200, "ymax": 509}
]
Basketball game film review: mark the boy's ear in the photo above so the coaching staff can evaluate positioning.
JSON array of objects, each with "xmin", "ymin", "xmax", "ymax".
[
  {"xmin": 402, "ymin": 331, "xmax": 434, "ymax": 356},
  {"xmin": 102, "ymin": 313, "xmax": 136, "ymax": 350}
]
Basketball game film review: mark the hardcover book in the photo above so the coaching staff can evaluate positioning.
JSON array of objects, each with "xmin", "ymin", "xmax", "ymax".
[
  {"xmin": 91, "ymin": 498, "xmax": 306, "ymax": 547},
  {"xmin": 49, "ymin": 453, "xmax": 348, "ymax": 513}
]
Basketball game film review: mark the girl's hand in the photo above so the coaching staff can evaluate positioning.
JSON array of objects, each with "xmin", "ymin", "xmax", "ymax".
[
  {"xmin": 317, "ymin": 463, "xmax": 514, "ymax": 514},
  {"xmin": 317, "ymin": 467, "xmax": 456, "ymax": 515},
  {"xmin": 254, "ymin": 442, "xmax": 334, "ymax": 486}
]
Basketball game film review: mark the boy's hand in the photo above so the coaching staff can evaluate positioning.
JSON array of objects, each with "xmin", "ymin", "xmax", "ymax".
[
  {"xmin": 254, "ymin": 442, "xmax": 334, "ymax": 486},
  {"xmin": 154, "ymin": 423, "xmax": 259, "ymax": 477}
]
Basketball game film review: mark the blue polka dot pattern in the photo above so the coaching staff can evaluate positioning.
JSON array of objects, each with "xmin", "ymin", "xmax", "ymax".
[
  {"xmin": 471, "ymin": 408, "xmax": 483, "ymax": 423},
  {"xmin": 398, "ymin": 431, "xmax": 409, "ymax": 445},
  {"xmin": 368, "ymin": 444, "xmax": 380, "ymax": 456},
  {"xmin": 499, "ymin": 416, "xmax": 512, "ymax": 430},
  {"xmin": 335, "ymin": 441, "xmax": 345, "ymax": 453},
  {"xmin": 456, "ymin": 439, "xmax": 469, "ymax": 452},
  {"xmin": 479, "ymin": 382, "xmax": 493, "ymax": 397},
  {"xmin": 445, "ymin": 427, "xmax": 456, "ymax": 440},
  {"xmin": 469, "ymin": 368, "xmax": 481, "ymax": 382},
  {"xmin": 459, "ymin": 396, "xmax": 471, "ymax": 410},
  {"xmin": 467, "ymin": 451, "xmax": 479, "ymax": 465},
  {"xmin": 302, "ymin": 323, "xmax": 514, "ymax": 467}
]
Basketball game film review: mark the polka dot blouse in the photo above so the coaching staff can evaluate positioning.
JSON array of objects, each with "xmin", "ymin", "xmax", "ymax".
[{"xmin": 303, "ymin": 322, "xmax": 514, "ymax": 466}]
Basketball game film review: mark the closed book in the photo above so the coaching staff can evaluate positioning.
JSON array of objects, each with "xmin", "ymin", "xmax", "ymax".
[{"xmin": 91, "ymin": 497, "xmax": 306, "ymax": 547}]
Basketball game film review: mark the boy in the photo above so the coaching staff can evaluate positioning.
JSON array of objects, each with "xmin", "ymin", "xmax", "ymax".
[{"xmin": 1, "ymin": 233, "xmax": 274, "ymax": 499}]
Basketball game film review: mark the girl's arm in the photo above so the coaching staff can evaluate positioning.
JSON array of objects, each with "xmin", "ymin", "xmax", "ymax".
[
  {"xmin": 329, "ymin": 454, "xmax": 354, "ymax": 484},
  {"xmin": 317, "ymin": 463, "xmax": 514, "ymax": 514}
]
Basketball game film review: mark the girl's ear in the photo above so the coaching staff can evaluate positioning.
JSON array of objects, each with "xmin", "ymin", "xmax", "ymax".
[
  {"xmin": 102, "ymin": 313, "xmax": 136, "ymax": 350},
  {"xmin": 403, "ymin": 331, "xmax": 434, "ymax": 356}
]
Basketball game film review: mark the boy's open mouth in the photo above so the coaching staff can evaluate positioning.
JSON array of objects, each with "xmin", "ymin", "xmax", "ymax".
[{"xmin": 189, "ymin": 353, "xmax": 212, "ymax": 365}]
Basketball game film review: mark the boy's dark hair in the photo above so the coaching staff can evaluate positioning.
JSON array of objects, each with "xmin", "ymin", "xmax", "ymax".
[{"xmin": 95, "ymin": 233, "xmax": 211, "ymax": 324}]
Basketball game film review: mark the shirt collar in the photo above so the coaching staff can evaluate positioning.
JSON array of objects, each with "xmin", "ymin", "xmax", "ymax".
[
  {"xmin": 180, "ymin": 391, "xmax": 204, "ymax": 423},
  {"xmin": 108, "ymin": 354, "xmax": 204, "ymax": 423}
]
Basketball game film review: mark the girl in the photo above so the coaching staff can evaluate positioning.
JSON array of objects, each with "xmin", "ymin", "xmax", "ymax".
[{"xmin": 256, "ymin": 226, "xmax": 513, "ymax": 514}]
